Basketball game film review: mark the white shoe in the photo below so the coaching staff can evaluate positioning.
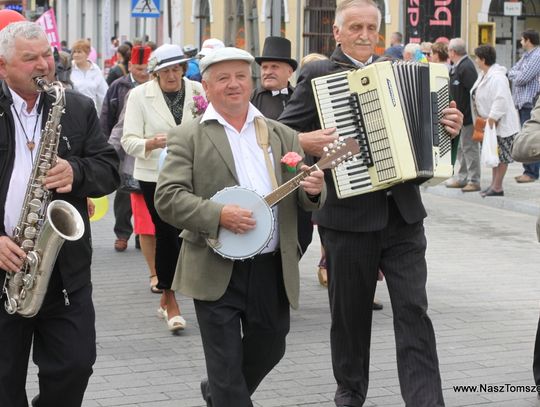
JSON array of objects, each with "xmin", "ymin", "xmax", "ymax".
[
  {"xmin": 167, "ymin": 315, "xmax": 186, "ymax": 332},
  {"xmin": 157, "ymin": 307, "xmax": 167, "ymax": 319}
]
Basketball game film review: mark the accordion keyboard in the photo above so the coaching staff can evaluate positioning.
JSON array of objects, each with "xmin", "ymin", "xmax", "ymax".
[{"xmin": 312, "ymin": 72, "xmax": 374, "ymax": 196}]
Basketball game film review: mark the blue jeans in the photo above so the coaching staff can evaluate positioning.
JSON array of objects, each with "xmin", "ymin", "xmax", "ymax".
[{"xmin": 520, "ymin": 107, "xmax": 540, "ymax": 179}]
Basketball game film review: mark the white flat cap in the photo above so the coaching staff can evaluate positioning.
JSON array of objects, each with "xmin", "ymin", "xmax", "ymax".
[
  {"xmin": 199, "ymin": 47, "xmax": 254, "ymax": 74},
  {"xmin": 198, "ymin": 38, "xmax": 225, "ymax": 57}
]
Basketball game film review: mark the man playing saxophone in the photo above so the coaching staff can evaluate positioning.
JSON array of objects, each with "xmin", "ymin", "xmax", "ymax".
[{"xmin": 0, "ymin": 22, "xmax": 120, "ymax": 407}]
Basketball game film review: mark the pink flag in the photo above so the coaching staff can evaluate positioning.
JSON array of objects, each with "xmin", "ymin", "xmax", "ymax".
[{"xmin": 36, "ymin": 9, "xmax": 60, "ymax": 50}]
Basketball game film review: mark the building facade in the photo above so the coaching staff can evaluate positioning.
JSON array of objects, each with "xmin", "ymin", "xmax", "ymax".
[{"xmin": 2, "ymin": 0, "xmax": 540, "ymax": 70}]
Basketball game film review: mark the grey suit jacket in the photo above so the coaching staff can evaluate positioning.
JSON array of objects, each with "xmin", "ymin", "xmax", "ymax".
[
  {"xmin": 512, "ymin": 97, "xmax": 540, "ymax": 163},
  {"xmin": 155, "ymin": 116, "xmax": 326, "ymax": 309}
]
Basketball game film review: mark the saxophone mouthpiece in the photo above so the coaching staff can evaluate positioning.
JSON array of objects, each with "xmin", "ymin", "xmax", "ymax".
[{"xmin": 33, "ymin": 76, "xmax": 48, "ymax": 90}]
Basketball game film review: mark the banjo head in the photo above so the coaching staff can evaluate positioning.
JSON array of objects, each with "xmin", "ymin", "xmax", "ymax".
[{"xmin": 208, "ymin": 187, "xmax": 275, "ymax": 260}]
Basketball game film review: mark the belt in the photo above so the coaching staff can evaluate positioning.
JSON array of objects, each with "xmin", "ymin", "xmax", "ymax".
[{"xmin": 239, "ymin": 250, "xmax": 280, "ymax": 263}]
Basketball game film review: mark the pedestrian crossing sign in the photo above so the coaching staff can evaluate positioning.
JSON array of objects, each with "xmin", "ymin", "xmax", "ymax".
[{"xmin": 131, "ymin": 0, "xmax": 160, "ymax": 18}]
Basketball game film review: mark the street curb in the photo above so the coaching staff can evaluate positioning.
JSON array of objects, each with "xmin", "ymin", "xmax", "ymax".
[{"xmin": 423, "ymin": 184, "xmax": 540, "ymax": 217}]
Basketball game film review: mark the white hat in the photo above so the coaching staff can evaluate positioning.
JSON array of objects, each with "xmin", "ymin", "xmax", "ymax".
[
  {"xmin": 199, "ymin": 47, "xmax": 254, "ymax": 74},
  {"xmin": 152, "ymin": 44, "xmax": 189, "ymax": 72},
  {"xmin": 198, "ymin": 38, "xmax": 225, "ymax": 57}
]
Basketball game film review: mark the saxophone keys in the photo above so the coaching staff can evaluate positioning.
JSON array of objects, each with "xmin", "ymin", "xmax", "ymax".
[
  {"xmin": 26, "ymin": 212, "xmax": 39, "ymax": 224},
  {"xmin": 21, "ymin": 239, "xmax": 34, "ymax": 251},
  {"xmin": 4, "ymin": 297, "xmax": 18, "ymax": 314},
  {"xmin": 28, "ymin": 198, "xmax": 41, "ymax": 212},
  {"xmin": 23, "ymin": 227, "xmax": 37, "ymax": 239},
  {"xmin": 33, "ymin": 188, "xmax": 44, "ymax": 198},
  {"xmin": 22, "ymin": 275, "xmax": 34, "ymax": 290}
]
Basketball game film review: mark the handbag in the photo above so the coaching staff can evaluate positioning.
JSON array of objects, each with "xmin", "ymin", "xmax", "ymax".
[
  {"xmin": 120, "ymin": 173, "xmax": 142, "ymax": 193},
  {"xmin": 472, "ymin": 117, "xmax": 487, "ymax": 142}
]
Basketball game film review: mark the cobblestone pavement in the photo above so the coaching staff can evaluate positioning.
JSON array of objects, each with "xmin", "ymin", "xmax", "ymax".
[{"xmin": 25, "ymin": 163, "xmax": 540, "ymax": 406}]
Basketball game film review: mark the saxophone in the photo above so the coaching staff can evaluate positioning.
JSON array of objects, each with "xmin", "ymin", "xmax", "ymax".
[{"xmin": 2, "ymin": 77, "xmax": 85, "ymax": 318}]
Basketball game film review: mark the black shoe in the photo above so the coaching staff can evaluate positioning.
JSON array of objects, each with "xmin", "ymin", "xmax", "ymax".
[
  {"xmin": 373, "ymin": 301, "xmax": 383, "ymax": 310},
  {"xmin": 31, "ymin": 395, "xmax": 39, "ymax": 407},
  {"xmin": 200, "ymin": 378, "xmax": 212, "ymax": 406}
]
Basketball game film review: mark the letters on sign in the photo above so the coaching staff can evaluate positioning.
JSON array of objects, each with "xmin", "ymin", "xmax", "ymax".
[{"xmin": 406, "ymin": 0, "xmax": 461, "ymax": 43}]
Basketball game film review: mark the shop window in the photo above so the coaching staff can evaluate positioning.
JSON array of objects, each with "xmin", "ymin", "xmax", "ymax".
[
  {"xmin": 265, "ymin": 0, "xmax": 286, "ymax": 36},
  {"xmin": 303, "ymin": 0, "xmax": 336, "ymax": 57},
  {"xmin": 225, "ymin": 0, "xmax": 246, "ymax": 48},
  {"xmin": 196, "ymin": 0, "xmax": 211, "ymax": 44}
]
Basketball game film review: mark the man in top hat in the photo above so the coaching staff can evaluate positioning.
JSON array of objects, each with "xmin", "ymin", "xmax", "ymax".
[
  {"xmin": 100, "ymin": 45, "xmax": 152, "ymax": 252},
  {"xmin": 251, "ymin": 38, "xmax": 317, "ymax": 257},
  {"xmin": 251, "ymin": 36, "xmax": 297, "ymax": 120},
  {"xmin": 155, "ymin": 46, "xmax": 325, "ymax": 407}
]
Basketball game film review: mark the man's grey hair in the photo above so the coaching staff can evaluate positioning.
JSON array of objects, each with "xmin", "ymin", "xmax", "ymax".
[
  {"xmin": 448, "ymin": 38, "xmax": 467, "ymax": 56},
  {"xmin": 0, "ymin": 21, "xmax": 47, "ymax": 61},
  {"xmin": 334, "ymin": 0, "xmax": 382, "ymax": 31}
]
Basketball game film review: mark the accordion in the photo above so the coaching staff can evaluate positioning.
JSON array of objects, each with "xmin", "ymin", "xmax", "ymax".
[{"xmin": 312, "ymin": 61, "xmax": 453, "ymax": 199}]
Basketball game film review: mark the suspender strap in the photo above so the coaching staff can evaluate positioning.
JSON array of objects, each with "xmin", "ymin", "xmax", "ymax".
[{"xmin": 254, "ymin": 116, "xmax": 278, "ymax": 189}]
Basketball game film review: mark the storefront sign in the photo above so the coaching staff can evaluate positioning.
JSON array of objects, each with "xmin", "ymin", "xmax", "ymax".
[
  {"xmin": 406, "ymin": 0, "xmax": 462, "ymax": 43},
  {"xmin": 504, "ymin": 2, "xmax": 522, "ymax": 16}
]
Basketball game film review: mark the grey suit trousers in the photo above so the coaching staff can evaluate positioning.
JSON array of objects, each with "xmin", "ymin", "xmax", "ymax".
[{"xmin": 456, "ymin": 124, "xmax": 481, "ymax": 185}]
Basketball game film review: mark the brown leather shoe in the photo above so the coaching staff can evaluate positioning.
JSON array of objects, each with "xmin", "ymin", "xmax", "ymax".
[
  {"xmin": 516, "ymin": 174, "xmax": 536, "ymax": 183},
  {"xmin": 446, "ymin": 180, "xmax": 466, "ymax": 188},
  {"xmin": 114, "ymin": 238, "xmax": 128, "ymax": 252},
  {"xmin": 461, "ymin": 183, "xmax": 481, "ymax": 192}
]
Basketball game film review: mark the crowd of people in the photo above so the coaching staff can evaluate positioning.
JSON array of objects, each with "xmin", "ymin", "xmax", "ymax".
[{"xmin": 0, "ymin": 0, "xmax": 538, "ymax": 406}]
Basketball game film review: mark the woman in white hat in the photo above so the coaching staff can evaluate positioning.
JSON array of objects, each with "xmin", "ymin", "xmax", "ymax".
[{"xmin": 121, "ymin": 44, "xmax": 205, "ymax": 332}]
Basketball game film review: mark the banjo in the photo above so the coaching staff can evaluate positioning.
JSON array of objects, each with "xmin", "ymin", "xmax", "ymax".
[{"xmin": 207, "ymin": 138, "xmax": 360, "ymax": 260}]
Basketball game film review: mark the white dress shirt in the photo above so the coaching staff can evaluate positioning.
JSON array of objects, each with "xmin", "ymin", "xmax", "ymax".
[
  {"xmin": 4, "ymin": 88, "xmax": 43, "ymax": 237},
  {"xmin": 201, "ymin": 102, "xmax": 279, "ymax": 252}
]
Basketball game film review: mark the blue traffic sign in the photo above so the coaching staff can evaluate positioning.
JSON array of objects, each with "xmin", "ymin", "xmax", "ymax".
[{"xmin": 132, "ymin": 0, "xmax": 160, "ymax": 18}]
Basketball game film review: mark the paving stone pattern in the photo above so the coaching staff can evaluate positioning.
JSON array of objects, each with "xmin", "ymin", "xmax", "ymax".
[{"xmin": 25, "ymin": 162, "xmax": 540, "ymax": 406}]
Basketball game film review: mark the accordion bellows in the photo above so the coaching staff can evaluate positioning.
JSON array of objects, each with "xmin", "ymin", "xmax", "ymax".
[{"xmin": 312, "ymin": 61, "xmax": 453, "ymax": 198}]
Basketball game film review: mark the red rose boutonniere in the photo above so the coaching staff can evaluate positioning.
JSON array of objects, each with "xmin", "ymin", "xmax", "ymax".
[{"xmin": 281, "ymin": 152, "xmax": 302, "ymax": 173}]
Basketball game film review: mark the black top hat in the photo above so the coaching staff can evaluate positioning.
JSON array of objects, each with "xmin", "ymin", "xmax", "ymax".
[{"xmin": 255, "ymin": 37, "xmax": 298, "ymax": 71}]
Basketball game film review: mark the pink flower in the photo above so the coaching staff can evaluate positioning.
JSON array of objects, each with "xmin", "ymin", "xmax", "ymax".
[
  {"xmin": 281, "ymin": 151, "xmax": 302, "ymax": 172},
  {"xmin": 191, "ymin": 94, "xmax": 208, "ymax": 118}
]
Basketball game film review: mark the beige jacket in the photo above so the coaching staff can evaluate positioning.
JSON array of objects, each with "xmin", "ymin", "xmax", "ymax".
[
  {"xmin": 155, "ymin": 117, "xmax": 326, "ymax": 309},
  {"xmin": 121, "ymin": 77, "xmax": 204, "ymax": 182}
]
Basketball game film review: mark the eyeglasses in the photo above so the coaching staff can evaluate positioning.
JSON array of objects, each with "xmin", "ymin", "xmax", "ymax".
[{"xmin": 423, "ymin": 52, "xmax": 432, "ymax": 56}]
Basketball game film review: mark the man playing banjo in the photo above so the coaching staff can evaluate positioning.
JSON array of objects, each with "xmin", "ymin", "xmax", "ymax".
[{"xmin": 155, "ymin": 47, "xmax": 325, "ymax": 407}]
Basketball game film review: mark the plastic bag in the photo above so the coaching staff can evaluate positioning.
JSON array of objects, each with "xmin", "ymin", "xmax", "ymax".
[
  {"xmin": 481, "ymin": 123, "xmax": 499, "ymax": 168},
  {"xmin": 158, "ymin": 147, "xmax": 167, "ymax": 172}
]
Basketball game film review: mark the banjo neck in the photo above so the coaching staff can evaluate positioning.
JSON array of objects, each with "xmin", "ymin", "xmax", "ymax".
[
  {"xmin": 264, "ymin": 138, "xmax": 360, "ymax": 207},
  {"xmin": 264, "ymin": 164, "xmax": 321, "ymax": 207}
]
